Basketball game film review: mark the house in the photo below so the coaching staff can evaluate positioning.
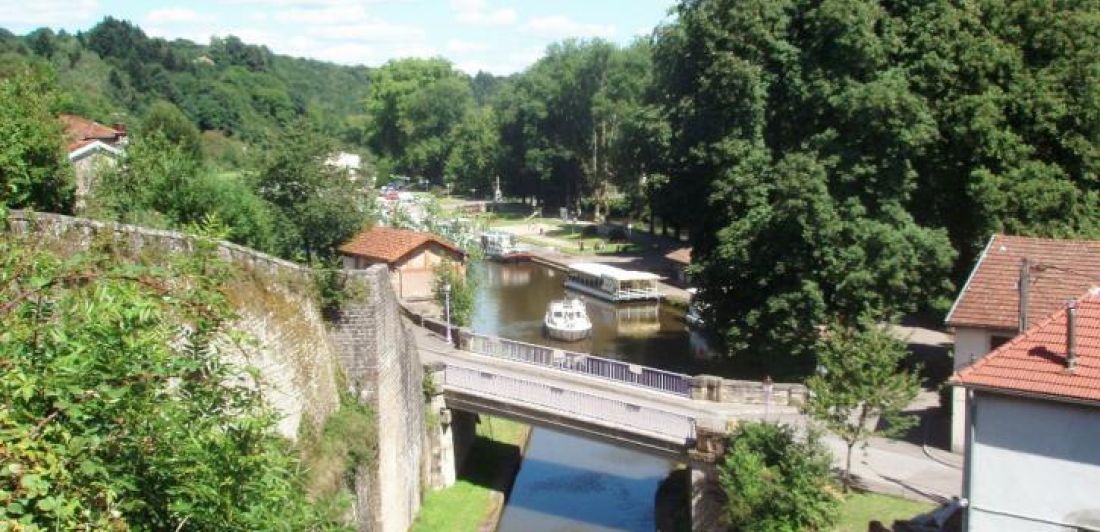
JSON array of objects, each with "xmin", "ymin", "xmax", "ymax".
[
  {"xmin": 60, "ymin": 114, "xmax": 128, "ymax": 211},
  {"xmin": 338, "ymin": 226, "xmax": 466, "ymax": 300},
  {"xmin": 944, "ymin": 234, "xmax": 1100, "ymax": 452},
  {"xmin": 951, "ymin": 291, "xmax": 1100, "ymax": 531},
  {"xmin": 664, "ymin": 246, "xmax": 692, "ymax": 285}
]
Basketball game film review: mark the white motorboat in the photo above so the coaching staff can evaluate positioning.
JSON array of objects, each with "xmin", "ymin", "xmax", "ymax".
[
  {"xmin": 684, "ymin": 288, "xmax": 707, "ymax": 328},
  {"xmin": 543, "ymin": 298, "xmax": 593, "ymax": 341}
]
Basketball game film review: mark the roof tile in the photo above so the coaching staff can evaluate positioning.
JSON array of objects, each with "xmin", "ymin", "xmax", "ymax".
[
  {"xmin": 952, "ymin": 293, "xmax": 1100, "ymax": 404},
  {"xmin": 338, "ymin": 226, "xmax": 464, "ymax": 264},
  {"xmin": 946, "ymin": 235, "xmax": 1100, "ymax": 330}
]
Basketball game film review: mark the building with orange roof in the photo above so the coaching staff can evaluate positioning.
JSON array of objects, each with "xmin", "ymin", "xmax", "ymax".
[
  {"xmin": 944, "ymin": 234, "xmax": 1100, "ymax": 451},
  {"xmin": 951, "ymin": 290, "xmax": 1100, "ymax": 531},
  {"xmin": 59, "ymin": 114, "xmax": 128, "ymax": 211},
  {"xmin": 338, "ymin": 226, "xmax": 465, "ymax": 300}
]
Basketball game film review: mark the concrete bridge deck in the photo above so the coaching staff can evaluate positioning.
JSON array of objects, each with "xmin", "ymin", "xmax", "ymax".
[{"xmin": 411, "ymin": 320, "xmax": 799, "ymax": 458}]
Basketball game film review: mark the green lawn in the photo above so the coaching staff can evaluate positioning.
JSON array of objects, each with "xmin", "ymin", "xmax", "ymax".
[
  {"xmin": 833, "ymin": 492, "xmax": 935, "ymax": 531},
  {"xmin": 410, "ymin": 417, "xmax": 529, "ymax": 532}
]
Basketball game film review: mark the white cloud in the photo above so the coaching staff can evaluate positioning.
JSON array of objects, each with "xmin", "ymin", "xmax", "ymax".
[
  {"xmin": 303, "ymin": 20, "xmax": 426, "ymax": 42},
  {"xmin": 0, "ymin": 0, "xmax": 98, "ymax": 28},
  {"xmin": 455, "ymin": 47, "xmax": 544, "ymax": 76},
  {"xmin": 146, "ymin": 8, "xmax": 205, "ymax": 24},
  {"xmin": 450, "ymin": 0, "xmax": 516, "ymax": 27},
  {"xmin": 446, "ymin": 39, "xmax": 489, "ymax": 53},
  {"xmin": 272, "ymin": 5, "xmax": 368, "ymax": 25},
  {"xmin": 524, "ymin": 15, "xmax": 616, "ymax": 38}
]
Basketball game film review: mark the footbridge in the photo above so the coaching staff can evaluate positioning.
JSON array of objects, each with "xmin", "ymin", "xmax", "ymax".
[{"xmin": 407, "ymin": 312, "xmax": 808, "ymax": 460}]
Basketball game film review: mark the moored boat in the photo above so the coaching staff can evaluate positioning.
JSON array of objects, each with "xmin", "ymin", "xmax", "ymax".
[
  {"xmin": 564, "ymin": 262, "xmax": 661, "ymax": 302},
  {"xmin": 543, "ymin": 298, "xmax": 592, "ymax": 341},
  {"xmin": 481, "ymin": 231, "xmax": 523, "ymax": 260}
]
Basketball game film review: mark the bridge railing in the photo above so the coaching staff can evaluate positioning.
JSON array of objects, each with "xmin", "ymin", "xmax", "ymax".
[
  {"xmin": 459, "ymin": 332, "xmax": 691, "ymax": 397},
  {"xmin": 443, "ymin": 364, "xmax": 696, "ymax": 443}
]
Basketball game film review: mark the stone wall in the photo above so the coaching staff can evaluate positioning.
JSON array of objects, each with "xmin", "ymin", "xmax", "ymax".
[
  {"xmin": 6, "ymin": 210, "xmax": 342, "ymax": 438},
  {"xmin": 688, "ymin": 375, "xmax": 808, "ymax": 406},
  {"xmin": 328, "ymin": 266, "xmax": 427, "ymax": 532},
  {"xmin": 6, "ymin": 211, "xmax": 431, "ymax": 532}
]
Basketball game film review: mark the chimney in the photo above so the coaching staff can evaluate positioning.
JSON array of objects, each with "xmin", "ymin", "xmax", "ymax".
[
  {"xmin": 1018, "ymin": 258, "xmax": 1031, "ymax": 333},
  {"xmin": 1067, "ymin": 301, "xmax": 1078, "ymax": 370}
]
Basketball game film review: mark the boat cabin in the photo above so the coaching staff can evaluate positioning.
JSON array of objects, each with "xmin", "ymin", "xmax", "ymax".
[
  {"xmin": 481, "ymin": 231, "xmax": 518, "ymax": 259},
  {"xmin": 564, "ymin": 262, "xmax": 661, "ymax": 302}
]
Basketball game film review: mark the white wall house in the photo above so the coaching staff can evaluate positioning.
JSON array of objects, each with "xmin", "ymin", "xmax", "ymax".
[
  {"xmin": 952, "ymin": 294, "xmax": 1100, "ymax": 531},
  {"xmin": 945, "ymin": 235, "xmax": 1100, "ymax": 453}
]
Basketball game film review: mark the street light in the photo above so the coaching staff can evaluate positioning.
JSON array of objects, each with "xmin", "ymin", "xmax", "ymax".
[
  {"xmin": 763, "ymin": 375, "xmax": 774, "ymax": 422},
  {"xmin": 443, "ymin": 282, "xmax": 452, "ymax": 345}
]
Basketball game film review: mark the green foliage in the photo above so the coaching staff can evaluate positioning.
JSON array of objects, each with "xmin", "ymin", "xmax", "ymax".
[
  {"xmin": 0, "ymin": 65, "xmax": 74, "ymax": 212},
  {"xmin": 0, "ymin": 230, "xmax": 346, "ymax": 530},
  {"xmin": 651, "ymin": 0, "xmax": 1100, "ymax": 371},
  {"xmin": 719, "ymin": 421, "xmax": 840, "ymax": 531},
  {"xmin": 299, "ymin": 395, "xmax": 376, "ymax": 506},
  {"xmin": 255, "ymin": 120, "xmax": 373, "ymax": 260},
  {"xmin": 803, "ymin": 323, "xmax": 921, "ymax": 489},
  {"xmin": 141, "ymin": 100, "xmax": 202, "ymax": 160},
  {"xmin": 313, "ymin": 260, "xmax": 350, "ymax": 319},
  {"xmin": 362, "ymin": 58, "xmax": 476, "ymax": 184},
  {"xmin": 433, "ymin": 261, "xmax": 475, "ymax": 327}
]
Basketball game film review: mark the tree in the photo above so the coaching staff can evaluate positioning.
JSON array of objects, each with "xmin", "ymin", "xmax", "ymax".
[
  {"xmin": 719, "ymin": 421, "xmax": 839, "ymax": 531},
  {"xmin": 0, "ymin": 66, "xmax": 74, "ymax": 213},
  {"xmin": 255, "ymin": 120, "xmax": 372, "ymax": 260},
  {"xmin": 0, "ymin": 228, "xmax": 346, "ymax": 529},
  {"xmin": 141, "ymin": 100, "xmax": 202, "ymax": 160},
  {"xmin": 433, "ymin": 261, "xmax": 475, "ymax": 327},
  {"xmin": 803, "ymin": 323, "xmax": 921, "ymax": 490},
  {"xmin": 363, "ymin": 58, "xmax": 474, "ymax": 184}
]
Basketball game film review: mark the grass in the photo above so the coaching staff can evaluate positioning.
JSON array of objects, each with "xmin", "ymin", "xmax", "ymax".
[
  {"xmin": 411, "ymin": 417, "xmax": 529, "ymax": 532},
  {"xmin": 832, "ymin": 492, "xmax": 935, "ymax": 531}
]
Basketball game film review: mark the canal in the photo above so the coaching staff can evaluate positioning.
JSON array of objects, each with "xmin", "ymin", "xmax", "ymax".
[{"xmin": 467, "ymin": 260, "xmax": 721, "ymax": 531}]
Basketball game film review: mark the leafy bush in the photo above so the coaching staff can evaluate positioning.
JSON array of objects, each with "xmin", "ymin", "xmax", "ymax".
[
  {"xmin": 0, "ymin": 230, "xmax": 348, "ymax": 530},
  {"xmin": 719, "ymin": 421, "xmax": 840, "ymax": 531},
  {"xmin": 433, "ymin": 260, "xmax": 475, "ymax": 327},
  {"xmin": 607, "ymin": 226, "xmax": 628, "ymax": 242},
  {"xmin": 581, "ymin": 224, "xmax": 599, "ymax": 237}
]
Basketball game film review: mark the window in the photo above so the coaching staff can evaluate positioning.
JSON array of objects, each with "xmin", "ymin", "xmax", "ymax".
[{"xmin": 990, "ymin": 335, "xmax": 1012, "ymax": 350}]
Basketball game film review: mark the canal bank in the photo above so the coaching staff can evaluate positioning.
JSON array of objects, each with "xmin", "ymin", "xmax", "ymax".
[{"xmin": 411, "ymin": 415, "xmax": 533, "ymax": 532}]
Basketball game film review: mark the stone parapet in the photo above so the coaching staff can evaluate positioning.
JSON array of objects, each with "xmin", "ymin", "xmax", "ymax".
[{"xmin": 688, "ymin": 374, "xmax": 807, "ymax": 407}]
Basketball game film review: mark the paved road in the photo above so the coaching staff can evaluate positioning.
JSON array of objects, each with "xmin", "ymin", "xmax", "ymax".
[{"xmin": 409, "ymin": 321, "xmax": 963, "ymax": 503}]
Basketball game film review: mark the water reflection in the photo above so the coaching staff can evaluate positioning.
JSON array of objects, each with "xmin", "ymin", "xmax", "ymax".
[
  {"xmin": 497, "ymin": 429, "xmax": 668, "ymax": 532},
  {"xmin": 469, "ymin": 261, "xmax": 720, "ymax": 532}
]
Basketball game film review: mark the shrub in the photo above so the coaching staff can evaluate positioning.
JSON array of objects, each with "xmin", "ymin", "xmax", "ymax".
[{"xmin": 719, "ymin": 421, "xmax": 840, "ymax": 531}]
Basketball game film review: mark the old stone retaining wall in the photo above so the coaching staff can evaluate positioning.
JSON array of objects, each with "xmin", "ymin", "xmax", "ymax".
[{"xmin": 6, "ymin": 211, "xmax": 430, "ymax": 532}]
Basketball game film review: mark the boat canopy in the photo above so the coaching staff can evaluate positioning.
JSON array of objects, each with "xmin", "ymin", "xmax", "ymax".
[{"xmin": 567, "ymin": 262, "xmax": 661, "ymax": 282}]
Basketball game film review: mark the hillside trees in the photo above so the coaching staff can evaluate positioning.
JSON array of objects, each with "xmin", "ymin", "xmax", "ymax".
[
  {"xmin": 362, "ymin": 58, "xmax": 475, "ymax": 185},
  {"xmin": 494, "ymin": 39, "xmax": 654, "ymax": 211}
]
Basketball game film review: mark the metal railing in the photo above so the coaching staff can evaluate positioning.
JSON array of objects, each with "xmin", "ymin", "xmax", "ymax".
[
  {"xmin": 460, "ymin": 332, "xmax": 691, "ymax": 397},
  {"xmin": 443, "ymin": 365, "xmax": 696, "ymax": 443}
]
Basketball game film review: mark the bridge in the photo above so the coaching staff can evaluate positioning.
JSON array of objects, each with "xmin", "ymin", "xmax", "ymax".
[
  {"xmin": 404, "ymin": 310, "xmax": 809, "ymax": 530},
  {"xmin": 406, "ymin": 310, "xmax": 808, "ymax": 459}
]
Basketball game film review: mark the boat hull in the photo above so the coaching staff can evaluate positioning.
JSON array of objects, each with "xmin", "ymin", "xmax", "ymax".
[{"xmin": 544, "ymin": 323, "xmax": 592, "ymax": 342}]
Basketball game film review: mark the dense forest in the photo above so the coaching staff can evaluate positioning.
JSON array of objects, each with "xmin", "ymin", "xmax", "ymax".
[{"xmin": 2, "ymin": 0, "xmax": 1099, "ymax": 374}]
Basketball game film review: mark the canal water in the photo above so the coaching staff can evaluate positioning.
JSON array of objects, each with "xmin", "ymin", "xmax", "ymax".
[{"xmin": 467, "ymin": 261, "xmax": 720, "ymax": 531}]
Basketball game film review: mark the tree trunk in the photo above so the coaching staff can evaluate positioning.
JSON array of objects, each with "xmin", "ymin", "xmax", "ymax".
[{"xmin": 845, "ymin": 442, "xmax": 854, "ymax": 492}]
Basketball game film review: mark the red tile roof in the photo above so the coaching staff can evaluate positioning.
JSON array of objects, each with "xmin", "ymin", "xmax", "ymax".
[
  {"xmin": 952, "ymin": 292, "xmax": 1100, "ymax": 404},
  {"xmin": 338, "ymin": 226, "xmax": 464, "ymax": 264},
  {"xmin": 60, "ymin": 114, "xmax": 125, "ymax": 152},
  {"xmin": 946, "ymin": 235, "xmax": 1100, "ymax": 330}
]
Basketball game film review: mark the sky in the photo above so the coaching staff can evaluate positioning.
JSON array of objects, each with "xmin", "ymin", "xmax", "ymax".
[{"xmin": 0, "ymin": 0, "xmax": 678, "ymax": 75}]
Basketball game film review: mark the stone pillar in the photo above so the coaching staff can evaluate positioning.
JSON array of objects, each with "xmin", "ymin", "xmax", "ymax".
[
  {"xmin": 689, "ymin": 375, "xmax": 724, "ymax": 402},
  {"xmin": 688, "ymin": 427, "xmax": 728, "ymax": 532},
  {"xmin": 423, "ymin": 363, "xmax": 478, "ymax": 490}
]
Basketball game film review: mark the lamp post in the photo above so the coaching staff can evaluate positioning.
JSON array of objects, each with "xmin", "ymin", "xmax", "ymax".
[
  {"xmin": 763, "ymin": 375, "xmax": 774, "ymax": 422},
  {"xmin": 443, "ymin": 282, "xmax": 452, "ymax": 345}
]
